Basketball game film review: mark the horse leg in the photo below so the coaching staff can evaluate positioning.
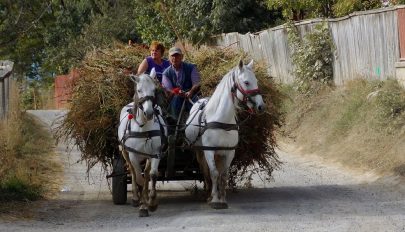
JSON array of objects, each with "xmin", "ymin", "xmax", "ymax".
[
  {"xmin": 148, "ymin": 158, "xmax": 159, "ymax": 212},
  {"xmin": 204, "ymin": 151, "xmax": 221, "ymax": 209},
  {"xmin": 139, "ymin": 159, "xmax": 151, "ymax": 217},
  {"xmin": 218, "ymin": 151, "xmax": 235, "ymax": 209},
  {"xmin": 121, "ymin": 150, "xmax": 140, "ymax": 207},
  {"xmin": 196, "ymin": 151, "xmax": 212, "ymax": 202}
]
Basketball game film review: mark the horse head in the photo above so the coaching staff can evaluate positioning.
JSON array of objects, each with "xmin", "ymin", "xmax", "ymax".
[
  {"xmin": 131, "ymin": 68, "xmax": 157, "ymax": 121},
  {"xmin": 233, "ymin": 60, "xmax": 265, "ymax": 113}
]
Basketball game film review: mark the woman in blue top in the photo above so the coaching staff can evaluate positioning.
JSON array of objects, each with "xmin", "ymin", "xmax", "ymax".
[
  {"xmin": 137, "ymin": 41, "xmax": 170, "ymax": 83},
  {"xmin": 136, "ymin": 41, "xmax": 171, "ymax": 109}
]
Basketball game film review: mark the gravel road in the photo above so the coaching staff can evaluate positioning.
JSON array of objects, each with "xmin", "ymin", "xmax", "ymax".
[{"xmin": 1, "ymin": 110, "xmax": 404, "ymax": 232}]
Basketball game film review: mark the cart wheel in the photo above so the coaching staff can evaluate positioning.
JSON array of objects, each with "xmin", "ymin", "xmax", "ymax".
[{"xmin": 112, "ymin": 155, "xmax": 127, "ymax": 205}]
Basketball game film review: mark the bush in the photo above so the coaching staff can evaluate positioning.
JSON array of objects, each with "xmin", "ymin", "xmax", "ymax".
[
  {"xmin": 287, "ymin": 21, "xmax": 335, "ymax": 95},
  {"xmin": 0, "ymin": 178, "xmax": 42, "ymax": 202}
]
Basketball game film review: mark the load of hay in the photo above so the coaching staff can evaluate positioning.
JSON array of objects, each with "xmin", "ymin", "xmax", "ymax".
[{"xmin": 55, "ymin": 42, "xmax": 284, "ymax": 184}]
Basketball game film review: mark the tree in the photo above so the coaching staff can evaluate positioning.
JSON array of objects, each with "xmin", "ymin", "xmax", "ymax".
[
  {"xmin": 1, "ymin": 0, "xmax": 281, "ymax": 77},
  {"xmin": 136, "ymin": 0, "xmax": 280, "ymax": 46},
  {"xmin": 0, "ymin": 1, "xmax": 53, "ymax": 75},
  {"xmin": 265, "ymin": 0, "xmax": 323, "ymax": 20},
  {"xmin": 332, "ymin": 0, "xmax": 381, "ymax": 17},
  {"xmin": 210, "ymin": 0, "xmax": 281, "ymax": 34},
  {"xmin": 265, "ymin": 0, "xmax": 387, "ymax": 20}
]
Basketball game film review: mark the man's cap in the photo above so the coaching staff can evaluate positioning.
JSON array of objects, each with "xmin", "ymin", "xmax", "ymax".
[{"xmin": 169, "ymin": 47, "xmax": 183, "ymax": 56}]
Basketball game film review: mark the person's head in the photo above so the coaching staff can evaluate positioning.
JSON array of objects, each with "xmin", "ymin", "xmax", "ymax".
[
  {"xmin": 168, "ymin": 47, "xmax": 183, "ymax": 69},
  {"xmin": 149, "ymin": 41, "xmax": 165, "ymax": 60}
]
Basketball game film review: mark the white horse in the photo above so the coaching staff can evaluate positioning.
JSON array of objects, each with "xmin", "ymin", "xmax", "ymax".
[
  {"xmin": 118, "ymin": 69, "xmax": 167, "ymax": 217},
  {"xmin": 185, "ymin": 60, "xmax": 265, "ymax": 209}
]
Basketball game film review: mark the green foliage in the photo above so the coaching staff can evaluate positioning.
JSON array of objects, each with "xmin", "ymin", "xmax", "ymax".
[
  {"xmin": 266, "ymin": 0, "xmax": 389, "ymax": 19},
  {"xmin": 1, "ymin": 0, "xmax": 281, "ymax": 77},
  {"xmin": 287, "ymin": 21, "xmax": 335, "ymax": 94},
  {"xmin": 266, "ymin": 0, "xmax": 322, "ymax": 19},
  {"xmin": 20, "ymin": 86, "xmax": 40, "ymax": 110},
  {"xmin": 209, "ymin": 0, "xmax": 279, "ymax": 34},
  {"xmin": 0, "ymin": 1, "xmax": 51, "ymax": 74},
  {"xmin": 373, "ymin": 80, "xmax": 405, "ymax": 133},
  {"xmin": 135, "ymin": 0, "xmax": 278, "ymax": 46},
  {"xmin": 162, "ymin": 0, "xmax": 213, "ymax": 45},
  {"xmin": 0, "ymin": 177, "xmax": 42, "ymax": 201},
  {"xmin": 43, "ymin": 0, "xmax": 139, "ymax": 74},
  {"xmin": 133, "ymin": 1, "xmax": 176, "ymax": 46},
  {"xmin": 1, "ymin": 0, "xmax": 139, "ymax": 75},
  {"xmin": 333, "ymin": 0, "xmax": 381, "ymax": 17}
]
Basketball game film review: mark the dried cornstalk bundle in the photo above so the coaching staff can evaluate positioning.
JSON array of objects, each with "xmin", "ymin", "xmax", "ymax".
[{"xmin": 55, "ymin": 43, "xmax": 284, "ymax": 183}]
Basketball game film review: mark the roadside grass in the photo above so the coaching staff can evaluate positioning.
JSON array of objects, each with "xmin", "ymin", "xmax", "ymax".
[
  {"xmin": 0, "ymin": 82, "xmax": 62, "ymax": 219},
  {"xmin": 279, "ymin": 79, "xmax": 405, "ymax": 177}
]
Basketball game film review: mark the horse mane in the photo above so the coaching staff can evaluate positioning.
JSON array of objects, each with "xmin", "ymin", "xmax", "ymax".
[{"xmin": 204, "ymin": 68, "xmax": 236, "ymax": 118}]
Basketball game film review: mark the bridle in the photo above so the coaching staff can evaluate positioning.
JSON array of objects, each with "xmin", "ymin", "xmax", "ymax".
[
  {"xmin": 137, "ymin": 95, "xmax": 156, "ymax": 112},
  {"xmin": 132, "ymin": 94, "xmax": 156, "ymax": 127},
  {"xmin": 230, "ymin": 70, "xmax": 260, "ymax": 109}
]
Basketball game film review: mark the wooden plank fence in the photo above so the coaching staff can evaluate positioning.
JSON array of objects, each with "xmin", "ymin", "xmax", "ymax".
[
  {"xmin": 211, "ymin": 6, "xmax": 405, "ymax": 86},
  {"xmin": 0, "ymin": 60, "xmax": 13, "ymax": 119}
]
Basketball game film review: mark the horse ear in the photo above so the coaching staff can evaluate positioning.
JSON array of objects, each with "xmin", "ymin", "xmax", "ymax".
[
  {"xmin": 238, "ymin": 59, "xmax": 244, "ymax": 71},
  {"xmin": 150, "ymin": 68, "xmax": 156, "ymax": 79},
  {"xmin": 129, "ymin": 74, "xmax": 139, "ymax": 83},
  {"xmin": 247, "ymin": 59, "xmax": 254, "ymax": 70}
]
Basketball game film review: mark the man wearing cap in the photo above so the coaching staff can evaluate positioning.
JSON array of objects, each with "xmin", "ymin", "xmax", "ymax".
[{"xmin": 162, "ymin": 47, "xmax": 201, "ymax": 121}]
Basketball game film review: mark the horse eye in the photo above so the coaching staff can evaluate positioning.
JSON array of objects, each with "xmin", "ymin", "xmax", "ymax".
[{"xmin": 244, "ymin": 81, "xmax": 250, "ymax": 86}]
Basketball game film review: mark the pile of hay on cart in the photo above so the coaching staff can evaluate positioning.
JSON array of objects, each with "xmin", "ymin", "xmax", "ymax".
[{"xmin": 55, "ymin": 42, "xmax": 284, "ymax": 185}]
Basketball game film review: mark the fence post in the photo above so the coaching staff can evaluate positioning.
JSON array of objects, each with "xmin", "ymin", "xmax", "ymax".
[
  {"xmin": 0, "ymin": 79, "xmax": 4, "ymax": 118},
  {"xmin": 0, "ymin": 60, "xmax": 14, "ymax": 119}
]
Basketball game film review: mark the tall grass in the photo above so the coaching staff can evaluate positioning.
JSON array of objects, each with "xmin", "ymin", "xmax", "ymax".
[
  {"xmin": 280, "ymin": 79, "xmax": 405, "ymax": 177},
  {"xmin": 0, "ymin": 81, "xmax": 61, "ymax": 205}
]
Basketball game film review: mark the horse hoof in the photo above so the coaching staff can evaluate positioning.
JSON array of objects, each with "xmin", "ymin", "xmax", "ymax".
[
  {"xmin": 148, "ymin": 204, "xmax": 158, "ymax": 212},
  {"xmin": 139, "ymin": 209, "xmax": 149, "ymax": 217},
  {"xmin": 132, "ymin": 199, "xmax": 140, "ymax": 207},
  {"xmin": 209, "ymin": 202, "xmax": 228, "ymax": 209}
]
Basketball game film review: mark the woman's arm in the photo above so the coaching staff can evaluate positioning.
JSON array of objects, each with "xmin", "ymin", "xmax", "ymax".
[{"xmin": 137, "ymin": 59, "xmax": 148, "ymax": 75}]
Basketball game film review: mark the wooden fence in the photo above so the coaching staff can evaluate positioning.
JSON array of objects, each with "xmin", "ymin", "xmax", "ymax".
[
  {"xmin": 211, "ymin": 6, "xmax": 405, "ymax": 85},
  {"xmin": 0, "ymin": 60, "xmax": 13, "ymax": 119}
]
